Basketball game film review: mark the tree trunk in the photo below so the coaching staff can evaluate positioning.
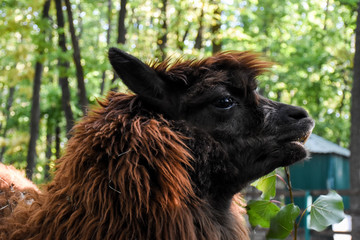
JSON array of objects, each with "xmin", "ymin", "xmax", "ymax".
[
  {"xmin": 111, "ymin": 0, "xmax": 127, "ymax": 86},
  {"xmin": 157, "ymin": 0, "xmax": 168, "ymax": 61},
  {"xmin": 55, "ymin": 123, "xmax": 61, "ymax": 159},
  {"xmin": 0, "ymin": 86, "xmax": 15, "ymax": 162},
  {"xmin": 25, "ymin": 0, "xmax": 51, "ymax": 180},
  {"xmin": 117, "ymin": 0, "xmax": 127, "ymax": 44},
  {"xmin": 100, "ymin": 0, "xmax": 112, "ymax": 95},
  {"xmin": 26, "ymin": 62, "xmax": 43, "ymax": 179},
  {"xmin": 173, "ymin": 7, "xmax": 189, "ymax": 51},
  {"xmin": 350, "ymin": 2, "xmax": 360, "ymax": 239},
  {"xmin": 211, "ymin": 1, "xmax": 222, "ymax": 54},
  {"xmin": 176, "ymin": 24, "xmax": 190, "ymax": 51},
  {"xmin": 64, "ymin": 0, "xmax": 87, "ymax": 115},
  {"xmin": 55, "ymin": 0, "xmax": 74, "ymax": 137},
  {"xmin": 44, "ymin": 126, "xmax": 53, "ymax": 182},
  {"xmin": 194, "ymin": 8, "xmax": 204, "ymax": 50}
]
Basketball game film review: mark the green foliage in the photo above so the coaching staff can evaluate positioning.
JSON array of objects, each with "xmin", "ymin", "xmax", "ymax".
[
  {"xmin": 266, "ymin": 204, "xmax": 300, "ymax": 239},
  {"xmin": 0, "ymin": 0, "xmax": 354, "ymax": 187},
  {"xmin": 249, "ymin": 170, "xmax": 346, "ymax": 239},
  {"xmin": 247, "ymin": 200, "xmax": 280, "ymax": 228},
  {"xmin": 309, "ymin": 191, "xmax": 345, "ymax": 231},
  {"xmin": 251, "ymin": 171, "xmax": 276, "ymax": 200}
]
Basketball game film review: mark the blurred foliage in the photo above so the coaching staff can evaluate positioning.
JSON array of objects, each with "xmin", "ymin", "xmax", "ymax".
[{"xmin": 0, "ymin": 0, "xmax": 357, "ymax": 183}]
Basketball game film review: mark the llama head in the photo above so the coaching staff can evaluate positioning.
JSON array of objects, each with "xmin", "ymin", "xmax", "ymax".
[{"xmin": 108, "ymin": 47, "xmax": 314, "ymax": 190}]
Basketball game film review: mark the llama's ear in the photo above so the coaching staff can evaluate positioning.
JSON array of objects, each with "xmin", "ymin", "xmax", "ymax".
[{"xmin": 108, "ymin": 47, "xmax": 165, "ymax": 99}]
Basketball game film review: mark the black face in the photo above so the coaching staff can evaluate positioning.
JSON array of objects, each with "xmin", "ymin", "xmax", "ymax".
[
  {"xmin": 108, "ymin": 48, "xmax": 315, "ymax": 192},
  {"xmin": 182, "ymin": 82, "xmax": 261, "ymax": 139},
  {"xmin": 179, "ymin": 72, "xmax": 314, "ymax": 181}
]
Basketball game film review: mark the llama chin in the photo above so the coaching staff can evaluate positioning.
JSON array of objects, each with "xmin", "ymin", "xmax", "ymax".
[{"xmin": 0, "ymin": 48, "xmax": 314, "ymax": 240}]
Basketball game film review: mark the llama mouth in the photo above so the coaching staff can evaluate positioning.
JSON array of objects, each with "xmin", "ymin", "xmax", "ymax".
[
  {"xmin": 279, "ymin": 118, "xmax": 315, "ymax": 146},
  {"xmin": 279, "ymin": 128, "xmax": 313, "ymax": 147},
  {"xmin": 292, "ymin": 131, "xmax": 311, "ymax": 145}
]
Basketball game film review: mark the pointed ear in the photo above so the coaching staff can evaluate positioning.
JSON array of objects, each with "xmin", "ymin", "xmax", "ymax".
[{"xmin": 108, "ymin": 47, "xmax": 165, "ymax": 99}]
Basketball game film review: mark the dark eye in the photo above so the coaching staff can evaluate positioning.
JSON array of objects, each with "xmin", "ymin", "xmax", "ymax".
[{"xmin": 213, "ymin": 97, "xmax": 236, "ymax": 109}]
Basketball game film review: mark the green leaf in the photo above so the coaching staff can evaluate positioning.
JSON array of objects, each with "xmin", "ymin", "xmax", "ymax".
[
  {"xmin": 266, "ymin": 204, "xmax": 300, "ymax": 239},
  {"xmin": 251, "ymin": 171, "xmax": 276, "ymax": 200},
  {"xmin": 247, "ymin": 200, "xmax": 280, "ymax": 228},
  {"xmin": 309, "ymin": 191, "xmax": 345, "ymax": 232}
]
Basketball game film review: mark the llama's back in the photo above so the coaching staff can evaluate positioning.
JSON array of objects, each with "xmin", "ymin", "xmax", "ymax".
[
  {"xmin": 0, "ymin": 164, "xmax": 40, "ymax": 239},
  {"xmin": 0, "ymin": 164, "xmax": 39, "ymax": 191}
]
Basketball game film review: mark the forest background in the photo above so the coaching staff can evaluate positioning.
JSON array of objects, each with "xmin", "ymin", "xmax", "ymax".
[
  {"xmin": 2, "ymin": 0, "xmax": 360, "ymax": 238},
  {"xmin": 0, "ymin": 0, "xmax": 358, "ymax": 191}
]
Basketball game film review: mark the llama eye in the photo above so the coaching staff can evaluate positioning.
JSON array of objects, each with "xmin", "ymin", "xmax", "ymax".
[{"xmin": 213, "ymin": 97, "xmax": 236, "ymax": 109}]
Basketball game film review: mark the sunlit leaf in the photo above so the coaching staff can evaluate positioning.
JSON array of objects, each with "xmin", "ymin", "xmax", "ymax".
[
  {"xmin": 251, "ymin": 171, "xmax": 276, "ymax": 200},
  {"xmin": 247, "ymin": 200, "xmax": 280, "ymax": 228},
  {"xmin": 309, "ymin": 191, "xmax": 345, "ymax": 232}
]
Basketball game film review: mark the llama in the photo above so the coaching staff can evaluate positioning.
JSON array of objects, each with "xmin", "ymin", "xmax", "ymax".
[
  {"xmin": 0, "ymin": 48, "xmax": 314, "ymax": 240},
  {"xmin": 0, "ymin": 164, "xmax": 39, "ymax": 219}
]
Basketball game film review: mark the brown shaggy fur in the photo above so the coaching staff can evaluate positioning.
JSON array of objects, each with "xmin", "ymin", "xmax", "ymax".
[
  {"xmin": 0, "ymin": 164, "xmax": 39, "ymax": 219},
  {"xmin": 0, "ymin": 94, "xmax": 248, "ymax": 240}
]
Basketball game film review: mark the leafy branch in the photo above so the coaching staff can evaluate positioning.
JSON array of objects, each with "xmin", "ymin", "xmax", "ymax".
[
  {"xmin": 247, "ymin": 168, "xmax": 345, "ymax": 239},
  {"xmin": 284, "ymin": 166, "xmax": 297, "ymax": 239}
]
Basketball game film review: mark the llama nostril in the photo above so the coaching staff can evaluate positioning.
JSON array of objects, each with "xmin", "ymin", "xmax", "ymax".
[
  {"xmin": 287, "ymin": 106, "xmax": 309, "ymax": 120},
  {"xmin": 278, "ymin": 104, "xmax": 309, "ymax": 123}
]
